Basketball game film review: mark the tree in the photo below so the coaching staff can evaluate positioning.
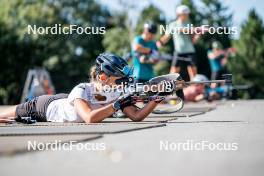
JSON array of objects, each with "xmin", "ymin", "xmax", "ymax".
[
  {"xmin": 103, "ymin": 13, "xmax": 131, "ymax": 57},
  {"xmin": 201, "ymin": 0, "xmax": 233, "ymax": 48},
  {"xmin": 103, "ymin": 27, "xmax": 131, "ymax": 56},
  {"xmin": 0, "ymin": 0, "xmax": 111, "ymax": 104},
  {"xmin": 135, "ymin": 5, "xmax": 166, "ymax": 35},
  {"xmin": 181, "ymin": 0, "xmax": 202, "ymax": 25},
  {"xmin": 0, "ymin": 0, "xmax": 53, "ymax": 104},
  {"xmin": 228, "ymin": 9, "xmax": 264, "ymax": 98}
]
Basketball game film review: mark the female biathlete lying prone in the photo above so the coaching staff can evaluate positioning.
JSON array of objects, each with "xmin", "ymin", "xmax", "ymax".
[{"xmin": 0, "ymin": 53, "xmax": 169, "ymax": 123}]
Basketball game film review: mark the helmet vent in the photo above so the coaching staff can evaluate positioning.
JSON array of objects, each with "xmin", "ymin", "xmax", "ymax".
[
  {"xmin": 97, "ymin": 58, "xmax": 104, "ymax": 63},
  {"xmin": 105, "ymin": 65, "xmax": 115, "ymax": 74},
  {"xmin": 113, "ymin": 63, "xmax": 122, "ymax": 69}
]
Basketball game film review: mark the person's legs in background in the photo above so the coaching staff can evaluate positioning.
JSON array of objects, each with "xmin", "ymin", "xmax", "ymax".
[
  {"xmin": 211, "ymin": 71, "xmax": 218, "ymax": 80},
  {"xmin": 170, "ymin": 53, "xmax": 181, "ymax": 74},
  {"xmin": 186, "ymin": 53, "xmax": 197, "ymax": 80},
  {"xmin": 170, "ymin": 66, "xmax": 181, "ymax": 74},
  {"xmin": 187, "ymin": 65, "xmax": 197, "ymax": 80}
]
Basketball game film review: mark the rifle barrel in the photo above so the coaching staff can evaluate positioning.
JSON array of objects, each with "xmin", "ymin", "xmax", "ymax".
[{"xmin": 185, "ymin": 80, "xmax": 227, "ymax": 85}]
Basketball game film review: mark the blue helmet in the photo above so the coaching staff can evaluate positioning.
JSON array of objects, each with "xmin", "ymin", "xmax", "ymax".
[{"xmin": 96, "ymin": 52, "xmax": 133, "ymax": 77}]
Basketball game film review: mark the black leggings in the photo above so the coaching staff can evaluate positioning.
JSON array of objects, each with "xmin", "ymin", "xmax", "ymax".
[
  {"xmin": 15, "ymin": 94, "xmax": 68, "ymax": 122},
  {"xmin": 172, "ymin": 53, "xmax": 197, "ymax": 67}
]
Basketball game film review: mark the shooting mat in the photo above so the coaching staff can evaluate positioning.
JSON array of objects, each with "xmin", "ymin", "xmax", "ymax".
[{"xmin": 0, "ymin": 123, "xmax": 165, "ymax": 136}]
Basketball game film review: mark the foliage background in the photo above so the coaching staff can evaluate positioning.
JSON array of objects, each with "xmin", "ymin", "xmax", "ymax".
[{"xmin": 0, "ymin": 0, "xmax": 264, "ymax": 104}]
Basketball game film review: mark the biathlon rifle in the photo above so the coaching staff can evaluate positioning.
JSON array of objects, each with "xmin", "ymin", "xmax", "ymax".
[{"xmin": 115, "ymin": 73, "xmax": 232, "ymax": 114}]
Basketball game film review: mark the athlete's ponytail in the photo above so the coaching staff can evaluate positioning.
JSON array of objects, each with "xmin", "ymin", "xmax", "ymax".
[{"xmin": 89, "ymin": 65, "xmax": 97, "ymax": 82}]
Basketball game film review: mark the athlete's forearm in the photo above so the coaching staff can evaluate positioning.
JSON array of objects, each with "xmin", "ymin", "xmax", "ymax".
[
  {"xmin": 84, "ymin": 104, "xmax": 115, "ymax": 123},
  {"xmin": 132, "ymin": 101, "xmax": 158, "ymax": 121},
  {"xmin": 134, "ymin": 44, "xmax": 151, "ymax": 54},
  {"xmin": 160, "ymin": 35, "xmax": 171, "ymax": 45},
  {"xmin": 192, "ymin": 34, "xmax": 201, "ymax": 44}
]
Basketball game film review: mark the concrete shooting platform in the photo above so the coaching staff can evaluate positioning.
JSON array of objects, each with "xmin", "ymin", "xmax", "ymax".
[{"xmin": 0, "ymin": 100, "xmax": 264, "ymax": 176}]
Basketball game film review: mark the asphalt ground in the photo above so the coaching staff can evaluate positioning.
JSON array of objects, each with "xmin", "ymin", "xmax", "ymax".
[{"xmin": 0, "ymin": 100, "xmax": 264, "ymax": 176}]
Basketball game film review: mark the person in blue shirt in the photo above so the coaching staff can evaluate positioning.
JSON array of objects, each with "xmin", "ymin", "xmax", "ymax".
[
  {"xmin": 132, "ymin": 22, "xmax": 158, "ymax": 83},
  {"xmin": 207, "ymin": 41, "xmax": 232, "ymax": 80}
]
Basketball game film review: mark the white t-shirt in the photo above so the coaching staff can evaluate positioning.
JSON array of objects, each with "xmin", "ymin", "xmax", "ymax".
[{"xmin": 46, "ymin": 83, "xmax": 121, "ymax": 122}]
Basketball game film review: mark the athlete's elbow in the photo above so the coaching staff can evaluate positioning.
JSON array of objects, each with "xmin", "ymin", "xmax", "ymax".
[
  {"xmin": 83, "ymin": 114, "xmax": 101, "ymax": 123},
  {"xmin": 132, "ymin": 118, "xmax": 143, "ymax": 122},
  {"xmin": 131, "ymin": 114, "xmax": 146, "ymax": 122},
  {"xmin": 133, "ymin": 45, "xmax": 139, "ymax": 50},
  {"xmin": 84, "ymin": 118, "xmax": 95, "ymax": 123},
  {"xmin": 85, "ymin": 118, "xmax": 101, "ymax": 123}
]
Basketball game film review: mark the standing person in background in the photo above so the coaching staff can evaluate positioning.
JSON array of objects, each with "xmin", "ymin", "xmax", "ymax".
[
  {"xmin": 132, "ymin": 22, "xmax": 158, "ymax": 83},
  {"xmin": 207, "ymin": 41, "xmax": 236, "ymax": 80},
  {"xmin": 157, "ymin": 5, "xmax": 204, "ymax": 80}
]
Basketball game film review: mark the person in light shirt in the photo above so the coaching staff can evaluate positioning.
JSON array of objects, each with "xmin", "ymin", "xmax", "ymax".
[
  {"xmin": 158, "ymin": 5, "xmax": 206, "ymax": 80},
  {"xmin": 0, "ymin": 53, "xmax": 166, "ymax": 123}
]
